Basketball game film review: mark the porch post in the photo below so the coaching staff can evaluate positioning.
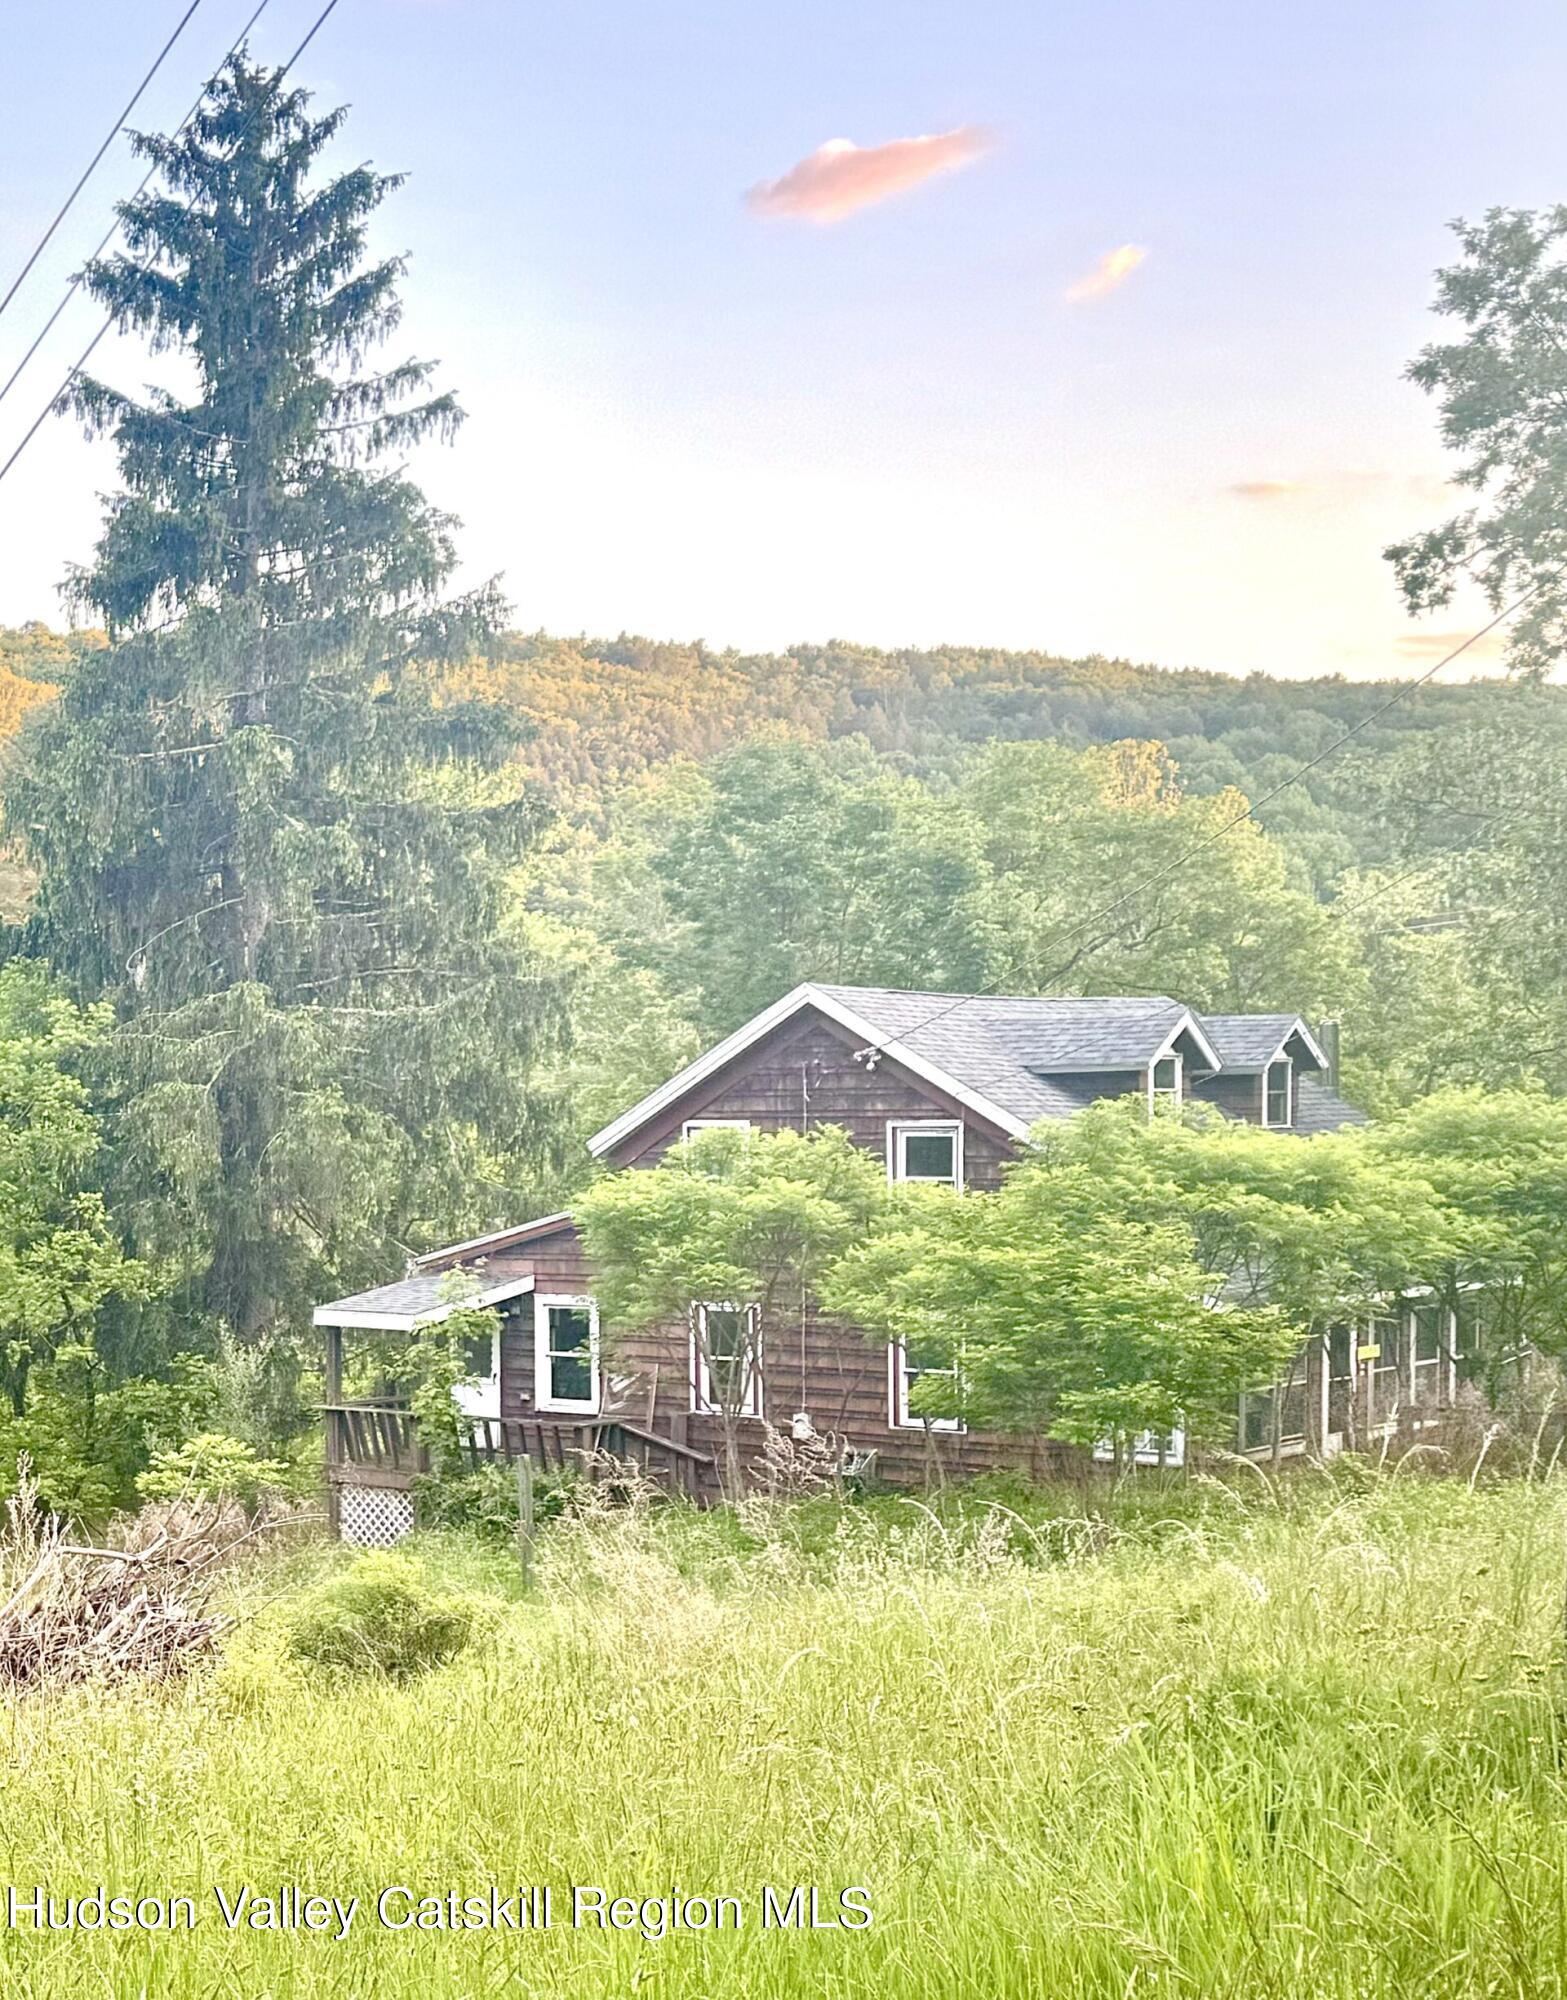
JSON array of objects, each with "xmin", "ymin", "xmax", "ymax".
[{"xmin": 324, "ymin": 1323, "xmax": 343, "ymax": 1539}]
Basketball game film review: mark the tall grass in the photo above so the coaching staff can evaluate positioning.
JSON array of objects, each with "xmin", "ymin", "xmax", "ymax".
[{"xmin": 3, "ymin": 1470, "xmax": 1567, "ymax": 1996}]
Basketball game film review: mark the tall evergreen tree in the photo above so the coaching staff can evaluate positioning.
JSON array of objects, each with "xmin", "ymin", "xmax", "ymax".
[{"xmin": 7, "ymin": 56, "xmax": 564, "ymax": 1342}]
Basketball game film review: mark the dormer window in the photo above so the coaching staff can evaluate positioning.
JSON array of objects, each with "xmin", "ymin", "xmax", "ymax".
[
  {"xmin": 1148, "ymin": 1055, "xmax": 1182, "ymax": 1114},
  {"xmin": 1263, "ymin": 1059, "xmax": 1292, "ymax": 1127}
]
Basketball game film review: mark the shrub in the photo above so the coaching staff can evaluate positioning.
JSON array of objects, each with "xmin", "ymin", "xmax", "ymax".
[
  {"xmin": 284, "ymin": 1552, "xmax": 478, "ymax": 1678},
  {"xmin": 137, "ymin": 1432, "xmax": 291, "ymax": 1510}
]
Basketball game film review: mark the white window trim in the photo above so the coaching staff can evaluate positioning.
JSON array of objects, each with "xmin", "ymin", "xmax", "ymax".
[
  {"xmin": 1146, "ymin": 1049, "xmax": 1183, "ymax": 1115},
  {"xmin": 681, "ymin": 1117, "xmax": 752, "ymax": 1142},
  {"xmin": 887, "ymin": 1339, "xmax": 965, "ymax": 1432},
  {"xmin": 533, "ymin": 1293, "xmax": 601, "ymax": 1414},
  {"xmin": 1092, "ymin": 1428, "xmax": 1186, "ymax": 1468},
  {"xmin": 1261, "ymin": 1057, "xmax": 1293, "ymax": 1128},
  {"xmin": 689, "ymin": 1301, "xmax": 762, "ymax": 1417},
  {"xmin": 885, "ymin": 1119, "xmax": 965, "ymax": 1189}
]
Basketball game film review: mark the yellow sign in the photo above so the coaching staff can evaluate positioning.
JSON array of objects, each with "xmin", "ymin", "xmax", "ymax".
[{"xmin": 1357, "ymin": 1344, "xmax": 1381, "ymax": 1361}]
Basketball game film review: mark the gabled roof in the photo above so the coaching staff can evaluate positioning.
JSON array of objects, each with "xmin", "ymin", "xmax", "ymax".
[
  {"xmin": 1201, "ymin": 1013, "xmax": 1328, "ymax": 1073},
  {"xmin": 587, "ymin": 982, "xmax": 1221, "ymax": 1157}
]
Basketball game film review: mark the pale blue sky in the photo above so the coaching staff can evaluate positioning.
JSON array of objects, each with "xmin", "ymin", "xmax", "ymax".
[{"xmin": 2, "ymin": 0, "xmax": 1564, "ymax": 674}]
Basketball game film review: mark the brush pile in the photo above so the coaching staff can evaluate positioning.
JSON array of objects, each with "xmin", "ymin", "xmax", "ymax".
[{"xmin": 0, "ymin": 1465, "xmax": 293, "ymax": 1690}]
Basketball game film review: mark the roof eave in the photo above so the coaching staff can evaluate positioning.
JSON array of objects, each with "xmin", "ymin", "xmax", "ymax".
[{"xmin": 587, "ymin": 982, "xmax": 1032, "ymax": 1157}]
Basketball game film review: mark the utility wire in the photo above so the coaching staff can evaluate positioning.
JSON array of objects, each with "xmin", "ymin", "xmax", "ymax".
[
  {"xmin": 849, "ymin": 578, "xmax": 1553, "ymax": 1068},
  {"xmin": 0, "ymin": 0, "xmax": 209, "ymax": 327},
  {"xmin": 0, "ymin": 0, "xmax": 342, "ymax": 492},
  {"xmin": 0, "ymin": 0, "xmax": 273, "ymax": 420}
]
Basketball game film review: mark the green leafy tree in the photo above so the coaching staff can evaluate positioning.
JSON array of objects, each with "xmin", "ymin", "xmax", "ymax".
[
  {"xmin": 576, "ymin": 1125, "xmax": 886, "ymax": 1493},
  {"xmin": 1365, "ymin": 1088, "xmax": 1567, "ymax": 1378},
  {"xmin": 1387, "ymin": 207, "xmax": 1567, "ymax": 679},
  {"xmin": 960, "ymin": 740, "xmax": 1362, "ymax": 1013},
  {"xmin": 6, "ymin": 57, "xmax": 564, "ymax": 1350},
  {"xmin": 643, "ymin": 739, "xmax": 989, "ymax": 1034}
]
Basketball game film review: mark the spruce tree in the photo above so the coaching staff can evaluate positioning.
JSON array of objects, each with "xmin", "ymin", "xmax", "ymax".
[{"xmin": 7, "ymin": 56, "xmax": 564, "ymax": 1343}]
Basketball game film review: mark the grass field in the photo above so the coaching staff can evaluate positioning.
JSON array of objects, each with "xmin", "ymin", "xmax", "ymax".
[{"xmin": 4, "ymin": 1467, "xmax": 1567, "ymax": 1997}]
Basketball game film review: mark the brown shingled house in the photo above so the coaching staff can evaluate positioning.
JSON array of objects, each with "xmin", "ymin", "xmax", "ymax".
[{"xmin": 316, "ymin": 981, "xmax": 1390, "ymax": 1543}]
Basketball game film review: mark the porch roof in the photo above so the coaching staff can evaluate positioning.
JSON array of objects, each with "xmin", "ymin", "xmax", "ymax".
[{"xmin": 313, "ymin": 1262, "xmax": 536, "ymax": 1330}]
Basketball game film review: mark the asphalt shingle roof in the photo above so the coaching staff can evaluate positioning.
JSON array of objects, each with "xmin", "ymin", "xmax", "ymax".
[
  {"xmin": 813, "ymin": 985, "xmax": 1190, "ymax": 1126},
  {"xmin": 810, "ymin": 985, "xmax": 1363, "ymax": 1136},
  {"xmin": 1201, "ymin": 1013, "xmax": 1306, "ymax": 1071}
]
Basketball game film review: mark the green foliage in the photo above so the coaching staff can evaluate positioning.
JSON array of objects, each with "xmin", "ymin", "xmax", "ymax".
[
  {"xmin": 576, "ymin": 1125, "xmax": 886, "ymax": 1334},
  {"xmin": 640, "ymin": 737, "xmax": 989, "ymax": 1032},
  {"xmin": 283, "ymin": 1550, "xmax": 478, "ymax": 1678},
  {"xmin": 136, "ymin": 1431, "xmax": 290, "ymax": 1508},
  {"xmin": 4, "ymin": 58, "xmax": 565, "ymax": 1354},
  {"xmin": 1387, "ymin": 207, "xmax": 1567, "ymax": 679}
]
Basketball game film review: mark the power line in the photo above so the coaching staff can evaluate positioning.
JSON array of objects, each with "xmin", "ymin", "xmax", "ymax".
[
  {"xmin": 0, "ymin": 0, "xmax": 209, "ymax": 327},
  {"xmin": 849, "ymin": 579, "xmax": 1552, "ymax": 1068},
  {"xmin": 0, "ymin": 0, "xmax": 274, "ymax": 420},
  {"xmin": 0, "ymin": 0, "xmax": 341, "ymax": 493}
]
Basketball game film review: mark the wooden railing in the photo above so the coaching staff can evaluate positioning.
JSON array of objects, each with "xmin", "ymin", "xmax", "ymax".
[
  {"xmin": 324, "ymin": 1400, "xmax": 423, "ymax": 1480},
  {"xmin": 322, "ymin": 1401, "xmax": 714, "ymax": 1499}
]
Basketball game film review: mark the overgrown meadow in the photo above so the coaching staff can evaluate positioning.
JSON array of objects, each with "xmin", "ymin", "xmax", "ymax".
[{"xmin": 4, "ymin": 1468, "xmax": 1567, "ymax": 1998}]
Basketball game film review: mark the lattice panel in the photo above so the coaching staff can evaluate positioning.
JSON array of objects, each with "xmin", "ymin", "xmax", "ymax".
[{"xmin": 338, "ymin": 1483, "xmax": 415, "ymax": 1547}]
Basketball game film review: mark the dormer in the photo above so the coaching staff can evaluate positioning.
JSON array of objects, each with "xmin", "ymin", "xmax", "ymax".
[{"xmin": 1194, "ymin": 1015, "xmax": 1331, "ymax": 1129}]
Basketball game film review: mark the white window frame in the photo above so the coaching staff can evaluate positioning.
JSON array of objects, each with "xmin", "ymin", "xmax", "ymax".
[
  {"xmin": 886, "ymin": 1119, "xmax": 964, "ymax": 1189},
  {"xmin": 689, "ymin": 1301, "xmax": 762, "ymax": 1417},
  {"xmin": 1262, "ymin": 1058, "xmax": 1293, "ymax": 1128},
  {"xmin": 887, "ymin": 1338, "xmax": 965, "ymax": 1431},
  {"xmin": 1092, "ymin": 1428, "xmax": 1186, "ymax": 1468},
  {"xmin": 533, "ymin": 1293, "xmax": 600, "ymax": 1414},
  {"xmin": 1147, "ymin": 1051, "xmax": 1183, "ymax": 1115},
  {"xmin": 681, "ymin": 1117, "xmax": 751, "ymax": 1143}
]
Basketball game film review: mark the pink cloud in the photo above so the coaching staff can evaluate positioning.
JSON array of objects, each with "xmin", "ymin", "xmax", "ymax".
[
  {"xmin": 1063, "ymin": 243, "xmax": 1146, "ymax": 303},
  {"xmin": 745, "ymin": 127, "xmax": 991, "ymax": 224},
  {"xmin": 1226, "ymin": 480, "xmax": 1302, "ymax": 501}
]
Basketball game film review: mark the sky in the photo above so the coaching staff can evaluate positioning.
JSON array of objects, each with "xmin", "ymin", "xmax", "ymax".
[{"xmin": 1, "ymin": 0, "xmax": 1564, "ymax": 679}]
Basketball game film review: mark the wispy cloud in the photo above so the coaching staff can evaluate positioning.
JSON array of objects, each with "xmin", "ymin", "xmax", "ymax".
[
  {"xmin": 745, "ymin": 127, "xmax": 991, "ymax": 225},
  {"xmin": 1226, "ymin": 479, "xmax": 1302, "ymax": 502},
  {"xmin": 1063, "ymin": 244, "xmax": 1146, "ymax": 304},
  {"xmin": 1225, "ymin": 470, "xmax": 1454, "ymax": 506},
  {"xmin": 1393, "ymin": 628, "xmax": 1506, "ymax": 664}
]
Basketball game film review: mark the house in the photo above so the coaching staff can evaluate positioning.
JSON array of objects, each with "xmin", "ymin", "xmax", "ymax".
[{"xmin": 315, "ymin": 980, "xmax": 1408, "ymax": 1543}]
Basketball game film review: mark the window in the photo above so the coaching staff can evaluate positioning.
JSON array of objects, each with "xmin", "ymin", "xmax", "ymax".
[
  {"xmin": 1410, "ymin": 1302, "xmax": 1447, "ymax": 1411},
  {"xmin": 453, "ymin": 1321, "xmax": 501, "ymax": 1420},
  {"xmin": 459, "ymin": 1325, "xmax": 497, "ymax": 1384},
  {"xmin": 1239, "ymin": 1371, "xmax": 1307, "ymax": 1453},
  {"xmin": 1326, "ymin": 1322, "xmax": 1355, "ymax": 1436},
  {"xmin": 1093, "ymin": 1428, "xmax": 1186, "ymax": 1468},
  {"xmin": 888, "ymin": 1338, "xmax": 963, "ymax": 1430},
  {"xmin": 887, "ymin": 1120, "xmax": 963, "ymax": 1188},
  {"xmin": 690, "ymin": 1302, "xmax": 762, "ymax": 1416},
  {"xmin": 681, "ymin": 1118, "xmax": 751, "ymax": 1143},
  {"xmin": 1148, "ymin": 1054, "xmax": 1182, "ymax": 1113},
  {"xmin": 534, "ymin": 1295, "xmax": 599, "ymax": 1413},
  {"xmin": 1263, "ymin": 1058, "xmax": 1293, "ymax": 1127},
  {"xmin": 1368, "ymin": 1314, "xmax": 1403, "ymax": 1424}
]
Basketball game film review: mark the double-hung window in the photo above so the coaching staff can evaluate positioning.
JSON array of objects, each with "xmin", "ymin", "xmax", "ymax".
[
  {"xmin": 690, "ymin": 1302, "xmax": 762, "ymax": 1417},
  {"xmin": 534, "ymin": 1295, "xmax": 599, "ymax": 1413},
  {"xmin": 889, "ymin": 1337, "xmax": 963, "ymax": 1431},
  {"xmin": 1263, "ymin": 1059, "xmax": 1293, "ymax": 1127},
  {"xmin": 1148, "ymin": 1055, "xmax": 1182, "ymax": 1114},
  {"xmin": 887, "ymin": 1120, "xmax": 963, "ymax": 1188}
]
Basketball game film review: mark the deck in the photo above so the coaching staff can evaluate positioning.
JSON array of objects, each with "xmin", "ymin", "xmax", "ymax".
[{"xmin": 323, "ymin": 1399, "xmax": 717, "ymax": 1509}]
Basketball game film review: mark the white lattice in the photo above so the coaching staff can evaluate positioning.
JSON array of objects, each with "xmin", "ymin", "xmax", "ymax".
[{"xmin": 338, "ymin": 1483, "xmax": 415, "ymax": 1547}]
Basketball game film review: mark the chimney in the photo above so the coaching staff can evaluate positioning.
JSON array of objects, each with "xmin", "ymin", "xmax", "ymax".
[{"xmin": 1317, "ymin": 1019, "xmax": 1342, "ymax": 1092}]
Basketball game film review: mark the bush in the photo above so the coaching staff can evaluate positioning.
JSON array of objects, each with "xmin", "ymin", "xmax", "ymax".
[
  {"xmin": 284, "ymin": 1552, "xmax": 478, "ymax": 1678},
  {"xmin": 137, "ymin": 1432, "xmax": 291, "ymax": 1510},
  {"xmin": 412, "ymin": 1458, "xmax": 583, "ymax": 1540}
]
